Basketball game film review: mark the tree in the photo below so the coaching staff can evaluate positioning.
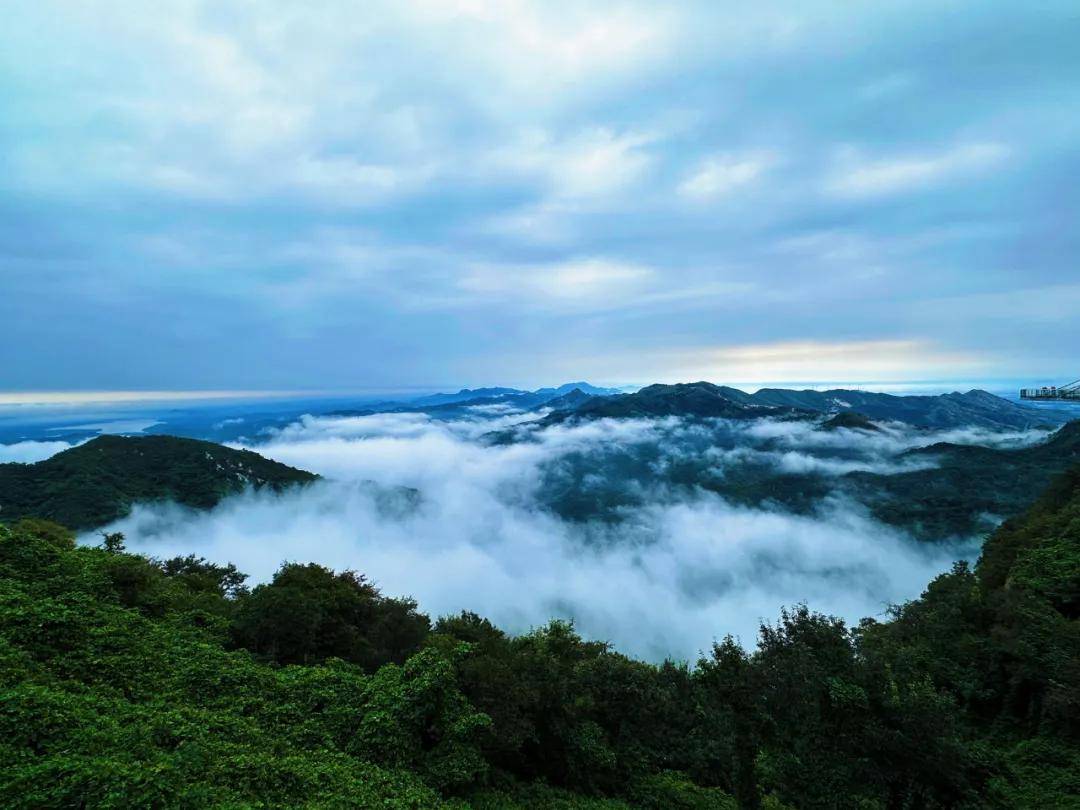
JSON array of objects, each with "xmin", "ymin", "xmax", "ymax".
[
  {"xmin": 99, "ymin": 530, "xmax": 125, "ymax": 553},
  {"xmin": 698, "ymin": 637, "xmax": 760, "ymax": 810},
  {"xmin": 159, "ymin": 553, "xmax": 249, "ymax": 598},
  {"xmin": 231, "ymin": 562, "xmax": 429, "ymax": 669}
]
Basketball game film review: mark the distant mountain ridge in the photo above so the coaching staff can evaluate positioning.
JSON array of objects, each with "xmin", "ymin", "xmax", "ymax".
[
  {"xmin": 409, "ymin": 386, "xmax": 525, "ymax": 407},
  {"xmin": 330, "ymin": 381, "xmax": 622, "ymax": 418},
  {"xmin": 536, "ymin": 381, "xmax": 1070, "ymax": 430},
  {"xmin": 747, "ymin": 386, "xmax": 1065, "ymax": 429},
  {"xmin": 0, "ymin": 435, "xmax": 317, "ymax": 530},
  {"xmin": 408, "ymin": 381, "xmax": 621, "ymax": 408}
]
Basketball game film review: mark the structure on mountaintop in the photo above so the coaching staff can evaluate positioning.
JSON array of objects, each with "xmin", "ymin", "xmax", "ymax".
[{"xmin": 1020, "ymin": 379, "xmax": 1080, "ymax": 401}]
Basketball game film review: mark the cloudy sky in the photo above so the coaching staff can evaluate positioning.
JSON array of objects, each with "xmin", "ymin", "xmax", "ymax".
[{"xmin": 3, "ymin": 1, "xmax": 1077, "ymax": 391}]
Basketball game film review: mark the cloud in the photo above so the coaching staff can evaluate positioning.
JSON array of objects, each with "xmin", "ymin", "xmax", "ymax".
[
  {"xmin": 3, "ymin": 2, "xmax": 1079, "ymax": 389},
  {"xmin": 492, "ymin": 127, "xmax": 658, "ymax": 202},
  {"xmin": 699, "ymin": 417, "xmax": 1055, "ymax": 479},
  {"xmin": 826, "ymin": 142, "xmax": 1010, "ymax": 198},
  {"xmin": 407, "ymin": 0, "xmax": 672, "ymax": 92},
  {"xmin": 0, "ymin": 391, "xmax": 311, "ymax": 406},
  {"xmin": 678, "ymin": 152, "xmax": 775, "ymax": 199},
  {"xmin": 0, "ymin": 439, "xmax": 80, "ymax": 464},
  {"xmin": 574, "ymin": 339, "xmax": 990, "ymax": 386},
  {"xmin": 460, "ymin": 257, "xmax": 654, "ymax": 308},
  {"xmin": 92, "ymin": 409, "xmax": 989, "ymax": 661},
  {"xmin": 740, "ymin": 416, "xmax": 1055, "ymax": 454}
]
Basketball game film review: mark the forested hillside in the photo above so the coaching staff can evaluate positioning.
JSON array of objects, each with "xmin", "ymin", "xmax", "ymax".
[
  {"xmin": 2, "ymin": 463, "xmax": 1078, "ymax": 807},
  {"xmin": 849, "ymin": 418, "xmax": 1080, "ymax": 536},
  {"xmin": 0, "ymin": 436, "xmax": 317, "ymax": 530}
]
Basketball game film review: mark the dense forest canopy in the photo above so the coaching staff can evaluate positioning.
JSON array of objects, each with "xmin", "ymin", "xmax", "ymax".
[{"xmin": 2, "ymin": 462, "xmax": 1079, "ymax": 807}]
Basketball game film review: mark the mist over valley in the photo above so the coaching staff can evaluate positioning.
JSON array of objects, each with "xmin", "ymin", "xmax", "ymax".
[{"xmin": 4, "ymin": 382, "xmax": 1075, "ymax": 661}]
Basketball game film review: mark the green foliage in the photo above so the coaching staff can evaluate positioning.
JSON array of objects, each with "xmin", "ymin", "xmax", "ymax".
[
  {"xmin": 469, "ymin": 782, "xmax": 634, "ymax": 808},
  {"xmin": 0, "ymin": 520, "xmax": 460, "ymax": 808},
  {"xmin": 232, "ymin": 562, "xmax": 430, "ymax": 670},
  {"xmin": 626, "ymin": 771, "xmax": 739, "ymax": 809},
  {"xmin": 432, "ymin": 615, "xmax": 709, "ymax": 797},
  {"xmin": 4, "ymin": 461, "xmax": 1080, "ymax": 807}
]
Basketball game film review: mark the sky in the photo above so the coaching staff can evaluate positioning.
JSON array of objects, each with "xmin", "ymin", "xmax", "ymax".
[{"xmin": 2, "ymin": 0, "xmax": 1078, "ymax": 391}]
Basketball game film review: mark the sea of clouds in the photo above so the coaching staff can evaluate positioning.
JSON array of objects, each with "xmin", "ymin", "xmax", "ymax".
[
  {"xmin": 0, "ymin": 439, "xmax": 85, "ymax": 463},
  {"xmin": 71, "ymin": 408, "xmax": 1045, "ymax": 661}
]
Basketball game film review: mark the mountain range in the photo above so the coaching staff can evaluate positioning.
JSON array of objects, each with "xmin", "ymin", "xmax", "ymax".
[
  {"xmin": 4, "ymin": 382, "xmax": 1079, "ymax": 540},
  {"xmin": 535, "ymin": 381, "xmax": 1072, "ymax": 430},
  {"xmin": 408, "ymin": 381, "xmax": 622, "ymax": 409},
  {"xmin": 327, "ymin": 381, "xmax": 623, "ymax": 419}
]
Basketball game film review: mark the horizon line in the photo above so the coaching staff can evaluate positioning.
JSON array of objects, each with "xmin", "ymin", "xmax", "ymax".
[{"xmin": 0, "ymin": 377, "xmax": 1056, "ymax": 408}]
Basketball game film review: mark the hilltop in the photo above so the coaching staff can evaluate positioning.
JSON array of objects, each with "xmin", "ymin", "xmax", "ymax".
[
  {"xmin": 540, "ymin": 381, "xmax": 808, "ymax": 424},
  {"xmin": 0, "ymin": 435, "xmax": 316, "ymax": 530}
]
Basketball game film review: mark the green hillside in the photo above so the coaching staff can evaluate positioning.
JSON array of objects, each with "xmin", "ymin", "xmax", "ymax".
[
  {"xmin": 0, "ymin": 435, "xmax": 317, "ymax": 530},
  {"xmin": 2, "ymin": 464, "xmax": 1079, "ymax": 806},
  {"xmin": 848, "ymin": 419, "xmax": 1080, "ymax": 537}
]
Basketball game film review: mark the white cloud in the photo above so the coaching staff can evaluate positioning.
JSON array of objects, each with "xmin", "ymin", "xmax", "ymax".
[
  {"xmin": 3, "ymin": 1, "xmax": 1073, "ymax": 391},
  {"xmin": 287, "ymin": 155, "xmax": 418, "ymax": 203},
  {"xmin": 679, "ymin": 152, "xmax": 775, "ymax": 199},
  {"xmin": 406, "ymin": 0, "xmax": 672, "ymax": 94},
  {"xmin": 566, "ymin": 339, "xmax": 991, "ymax": 386},
  {"xmin": 7, "ymin": 1, "xmax": 673, "ymax": 210},
  {"xmin": 0, "ymin": 391, "xmax": 308, "ymax": 406},
  {"xmin": 0, "ymin": 440, "xmax": 79, "ymax": 464},
  {"xmin": 460, "ymin": 257, "xmax": 654, "ymax": 307},
  {"xmin": 90, "ymin": 408, "xmax": 985, "ymax": 660},
  {"xmin": 826, "ymin": 142, "xmax": 1010, "ymax": 198},
  {"xmin": 493, "ymin": 127, "xmax": 658, "ymax": 201}
]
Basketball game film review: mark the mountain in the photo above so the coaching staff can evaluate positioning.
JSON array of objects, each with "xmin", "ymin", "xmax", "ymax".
[
  {"xmin": 844, "ymin": 419, "xmax": 1080, "ymax": 537},
  {"xmin": 821, "ymin": 411, "xmax": 881, "ymax": 431},
  {"xmin": 539, "ymin": 381, "xmax": 810, "ymax": 424},
  {"xmin": 540, "ymin": 387, "xmax": 597, "ymax": 412},
  {"xmin": 529, "ymin": 381, "xmax": 1072, "ymax": 430},
  {"xmin": 0, "ymin": 435, "xmax": 317, "ymax": 530},
  {"xmin": 528, "ymin": 392, "xmax": 1080, "ymax": 539},
  {"xmin": 409, "ymin": 387, "xmax": 526, "ymax": 407},
  {"xmin": 531, "ymin": 381, "xmax": 623, "ymax": 398},
  {"xmin": 407, "ymin": 382, "xmax": 621, "ymax": 411},
  {"xmin": 747, "ymin": 386, "xmax": 1067, "ymax": 429},
  {"xmin": 686, "ymin": 419, "xmax": 1080, "ymax": 538}
]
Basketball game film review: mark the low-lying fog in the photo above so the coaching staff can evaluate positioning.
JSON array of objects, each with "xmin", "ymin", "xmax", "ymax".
[{"xmin": 68, "ymin": 406, "xmax": 1054, "ymax": 660}]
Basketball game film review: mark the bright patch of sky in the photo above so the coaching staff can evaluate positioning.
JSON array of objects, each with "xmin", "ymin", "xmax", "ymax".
[{"xmin": 2, "ymin": 1, "xmax": 1077, "ymax": 390}]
